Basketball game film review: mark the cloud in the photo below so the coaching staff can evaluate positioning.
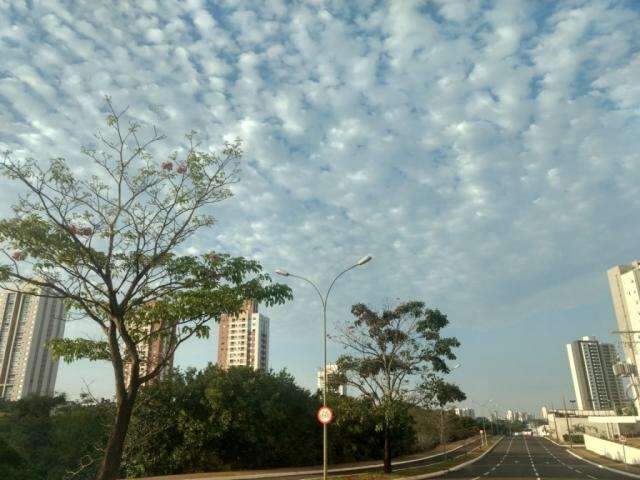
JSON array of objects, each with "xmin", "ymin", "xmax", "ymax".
[{"xmin": 1, "ymin": 0, "xmax": 639, "ymax": 410}]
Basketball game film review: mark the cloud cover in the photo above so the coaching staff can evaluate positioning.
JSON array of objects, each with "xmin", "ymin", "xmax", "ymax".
[{"xmin": 1, "ymin": 0, "xmax": 639, "ymax": 412}]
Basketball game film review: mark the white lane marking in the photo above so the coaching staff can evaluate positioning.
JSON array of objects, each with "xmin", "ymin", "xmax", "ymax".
[
  {"xmin": 477, "ymin": 435, "xmax": 514, "ymax": 478},
  {"xmin": 539, "ymin": 436, "xmax": 601, "ymax": 480}
]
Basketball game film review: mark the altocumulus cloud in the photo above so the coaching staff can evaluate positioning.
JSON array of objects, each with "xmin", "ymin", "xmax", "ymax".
[{"xmin": 1, "ymin": 0, "xmax": 639, "ymax": 409}]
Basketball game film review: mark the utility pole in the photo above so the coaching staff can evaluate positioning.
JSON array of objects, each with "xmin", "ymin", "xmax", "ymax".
[{"xmin": 562, "ymin": 396, "xmax": 573, "ymax": 448}]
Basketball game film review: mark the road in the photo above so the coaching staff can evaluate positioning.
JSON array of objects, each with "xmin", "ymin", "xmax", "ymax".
[{"xmin": 442, "ymin": 436, "xmax": 631, "ymax": 479}]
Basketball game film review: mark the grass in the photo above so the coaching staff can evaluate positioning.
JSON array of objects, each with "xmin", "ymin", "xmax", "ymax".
[{"xmin": 327, "ymin": 437, "xmax": 501, "ymax": 480}]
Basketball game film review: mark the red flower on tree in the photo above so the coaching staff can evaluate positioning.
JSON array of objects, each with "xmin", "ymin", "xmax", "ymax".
[{"xmin": 161, "ymin": 161, "xmax": 174, "ymax": 171}]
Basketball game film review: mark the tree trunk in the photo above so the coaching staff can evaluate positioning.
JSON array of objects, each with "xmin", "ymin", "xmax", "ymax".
[
  {"xmin": 440, "ymin": 409, "xmax": 446, "ymax": 459},
  {"xmin": 96, "ymin": 391, "xmax": 136, "ymax": 480},
  {"xmin": 383, "ymin": 429, "xmax": 392, "ymax": 473}
]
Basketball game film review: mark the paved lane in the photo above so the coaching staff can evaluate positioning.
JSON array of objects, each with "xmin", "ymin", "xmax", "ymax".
[{"xmin": 442, "ymin": 436, "xmax": 634, "ymax": 479}]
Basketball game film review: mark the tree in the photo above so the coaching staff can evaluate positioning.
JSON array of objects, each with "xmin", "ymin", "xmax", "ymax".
[
  {"xmin": 0, "ymin": 394, "xmax": 113, "ymax": 480},
  {"xmin": 123, "ymin": 365, "xmax": 320, "ymax": 475},
  {"xmin": 0, "ymin": 98, "xmax": 292, "ymax": 480},
  {"xmin": 335, "ymin": 301, "xmax": 461, "ymax": 473},
  {"xmin": 418, "ymin": 376, "xmax": 466, "ymax": 458}
]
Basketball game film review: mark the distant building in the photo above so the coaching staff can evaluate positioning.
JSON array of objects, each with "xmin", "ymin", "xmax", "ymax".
[
  {"xmin": 506, "ymin": 409, "xmax": 515, "ymax": 421},
  {"xmin": 453, "ymin": 407, "xmax": 475, "ymax": 418},
  {"xmin": 541, "ymin": 406, "xmax": 548, "ymax": 419},
  {"xmin": 124, "ymin": 318, "xmax": 175, "ymax": 387},
  {"xmin": 0, "ymin": 287, "xmax": 65, "ymax": 400},
  {"xmin": 317, "ymin": 364, "xmax": 347, "ymax": 395},
  {"xmin": 217, "ymin": 300, "xmax": 269, "ymax": 370},
  {"xmin": 608, "ymin": 262, "xmax": 640, "ymax": 411},
  {"xmin": 566, "ymin": 336, "xmax": 625, "ymax": 411}
]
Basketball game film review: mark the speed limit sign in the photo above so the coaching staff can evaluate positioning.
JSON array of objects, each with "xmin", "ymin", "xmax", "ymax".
[{"xmin": 317, "ymin": 406, "xmax": 334, "ymax": 424}]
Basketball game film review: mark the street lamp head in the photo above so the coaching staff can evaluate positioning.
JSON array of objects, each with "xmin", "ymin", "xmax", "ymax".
[
  {"xmin": 275, "ymin": 269, "xmax": 290, "ymax": 277},
  {"xmin": 356, "ymin": 255, "xmax": 373, "ymax": 266},
  {"xmin": 452, "ymin": 363, "xmax": 461, "ymax": 370}
]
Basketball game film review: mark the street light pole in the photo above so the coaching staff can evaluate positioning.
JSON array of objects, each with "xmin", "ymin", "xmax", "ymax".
[
  {"xmin": 276, "ymin": 255, "xmax": 372, "ymax": 480},
  {"xmin": 562, "ymin": 396, "xmax": 573, "ymax": 448}
]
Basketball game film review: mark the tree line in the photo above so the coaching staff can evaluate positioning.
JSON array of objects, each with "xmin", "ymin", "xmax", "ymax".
[
  {"xmin": 0, "ymin": 99, "xmax": 471, "ymax": 479},
  {"xmin": 0, "ymin": 365, "xmax": 483, "ymax": 480}
]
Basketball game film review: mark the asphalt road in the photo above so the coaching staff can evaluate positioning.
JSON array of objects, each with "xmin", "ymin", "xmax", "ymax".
[{"xmin": 442, "ymin": 436, "xmax": 632, "ymax": 479}]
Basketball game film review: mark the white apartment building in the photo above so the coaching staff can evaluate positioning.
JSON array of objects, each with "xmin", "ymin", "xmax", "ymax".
[
  {"xmin": 453, "ymin": 407, "xmax": 475, "ymax": 418},
  {"xmin": 217, "ymin": 300, "xmax": 269, "ymax": 370},
  {"xmin": 0, "ymin": 287, "xmax": 65, "ymax": 400},
  {"xmin": 317, "ymin": 363, "xmax": 347, "ymax": 395},
  {"xmin": 608, "ymin": 262, "xmax": 640, "ymax": 411},
  {"xmin": 567, "ymin": 336, "xmax": 625, "ymax": 411}
]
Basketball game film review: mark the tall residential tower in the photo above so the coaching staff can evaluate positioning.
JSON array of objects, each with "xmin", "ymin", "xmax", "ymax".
[
  {"xmin": 0, "ymin": 287, "xmax": 65, "ymax": 400},
  {"xmin": 608, "ymin": 262, "xmax": 640, "ymax": 410},
  {"xmin": 123, "ymin": 319, "xmax": 175, "ymax": 387},
  {"xmin": 217, "ymin": 300, "xmax": 269, "ymax": 370},
  {"xmin": 566, "ymin": 336, "xmax": 625, "ymax": 411}
]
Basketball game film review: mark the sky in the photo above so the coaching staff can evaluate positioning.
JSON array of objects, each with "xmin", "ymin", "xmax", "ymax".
[{"xmin": 1, "ymin": 0, "xmax": 639, "ymax": 415}]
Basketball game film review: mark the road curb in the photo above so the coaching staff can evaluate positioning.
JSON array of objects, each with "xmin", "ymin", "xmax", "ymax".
[
  {"xmin": 545, "ymin": 436, "xmax": 568, "ymax": 448},
  {"xmin": 404, "ymin": 436, "xmax": 505, "ymax": 480},
  {"xmin": 566, "ymin": 448, "xmax": 640, "ymax": 479}
]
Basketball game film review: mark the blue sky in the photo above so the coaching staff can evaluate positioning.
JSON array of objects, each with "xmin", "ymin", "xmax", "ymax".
[{"xmin": 1, "ymin": 0, "xmax": 640, "ymax": 415}]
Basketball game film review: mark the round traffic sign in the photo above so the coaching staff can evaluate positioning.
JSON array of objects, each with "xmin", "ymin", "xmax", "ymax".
[{"xmin": 317, "ymin": 406, "xmax": 334, "ymax": 424}]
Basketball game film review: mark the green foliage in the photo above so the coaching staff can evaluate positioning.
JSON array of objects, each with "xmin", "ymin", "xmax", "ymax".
[
  {"xmin": 1, "ymin": 368, "xmax": 472, "ymax": 479},
  {"xmin": 328, "ymin": 393, "xmax": 415, "ymax": 462},
  {"xmin": 419, "ymin": 376, "xmax": 466, "ymax": 408},
  {"xmin": 335, "ymin": 300, "xmax": 462, "ymax": 471},
  {"xmin": 0, "ymin": 99, "xmax": 294, "ymax": 478},
  {"xmin": 0, "ymin": 436, "xmax": 31, "ymax": 480},
  {"xmin": 123, "ymin": 366, "xmax": 418, "ymax": 477},
  {"xmin": 562, "ymin": 433, "xmax": 584, "ymax": 444},
  {"xmin": 124, "ymin": 365, "xmax": 317, "ymax": 476},
  {"xmin": 48, "ymin": 338, "xmax": 111, "ymax": 363},
  {"xmin": 0, "ymin": 98, "xmax": 292, "ymax": 390},
  {"xmin": 0, "ymin": 395, "xmax": 113, "ymax": 480}
]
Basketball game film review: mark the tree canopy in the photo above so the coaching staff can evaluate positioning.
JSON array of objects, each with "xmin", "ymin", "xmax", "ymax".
[
  {"xmin": 335, "ymin": 300, "xmax": 462, "ymax": 473},
  {"xmin": 0, "ymin": 98, "xmax": 292, "ymax": 480}
]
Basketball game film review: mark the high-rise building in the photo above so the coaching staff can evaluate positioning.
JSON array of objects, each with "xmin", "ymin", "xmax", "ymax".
[
  {"xmin": 608, "ymin": 262, "xmax": 640, "ymax": 410},
  {"xmin": 317, "ymin": 363, "xmax": 348, "ymax": 395},
  {"xmin": 566, "ymin": 336, "xmax": 625, "ymax": 411},
  {"xmin": 0, "ymin": 287, "xmax": 65, "ymax": 400},
  {"xmin": 124, "ymin": 319, "xmax": 174, "ymax": 387},
  {"xmin": 217, "ymin": 300, "xmax": 269, "ymax": 370},
  {"xmin": 541, "ymin": 406, "xmax": 548, "ymax": 419},
  {"xmin": 453, "ymin": 407, "xmax": 475, "ymax": 418},
  {"xmin": 506, "ymin": 409, "xmax": 515, "ymax": 421}
]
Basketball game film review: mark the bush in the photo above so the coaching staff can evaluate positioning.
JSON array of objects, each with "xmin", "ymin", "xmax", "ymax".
[
  {"xmin": 0, "ymin": 395, "xmax": 112, "ymax": 480},
  {"xmin": 562, "ymin": 433, "xmax": 584, "ymax": 444}
]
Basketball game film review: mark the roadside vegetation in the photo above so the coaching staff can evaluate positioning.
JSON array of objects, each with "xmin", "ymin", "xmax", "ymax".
[{"xmin": 0, "ymin": 365, "xmax": 485, "ymax": 480}]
